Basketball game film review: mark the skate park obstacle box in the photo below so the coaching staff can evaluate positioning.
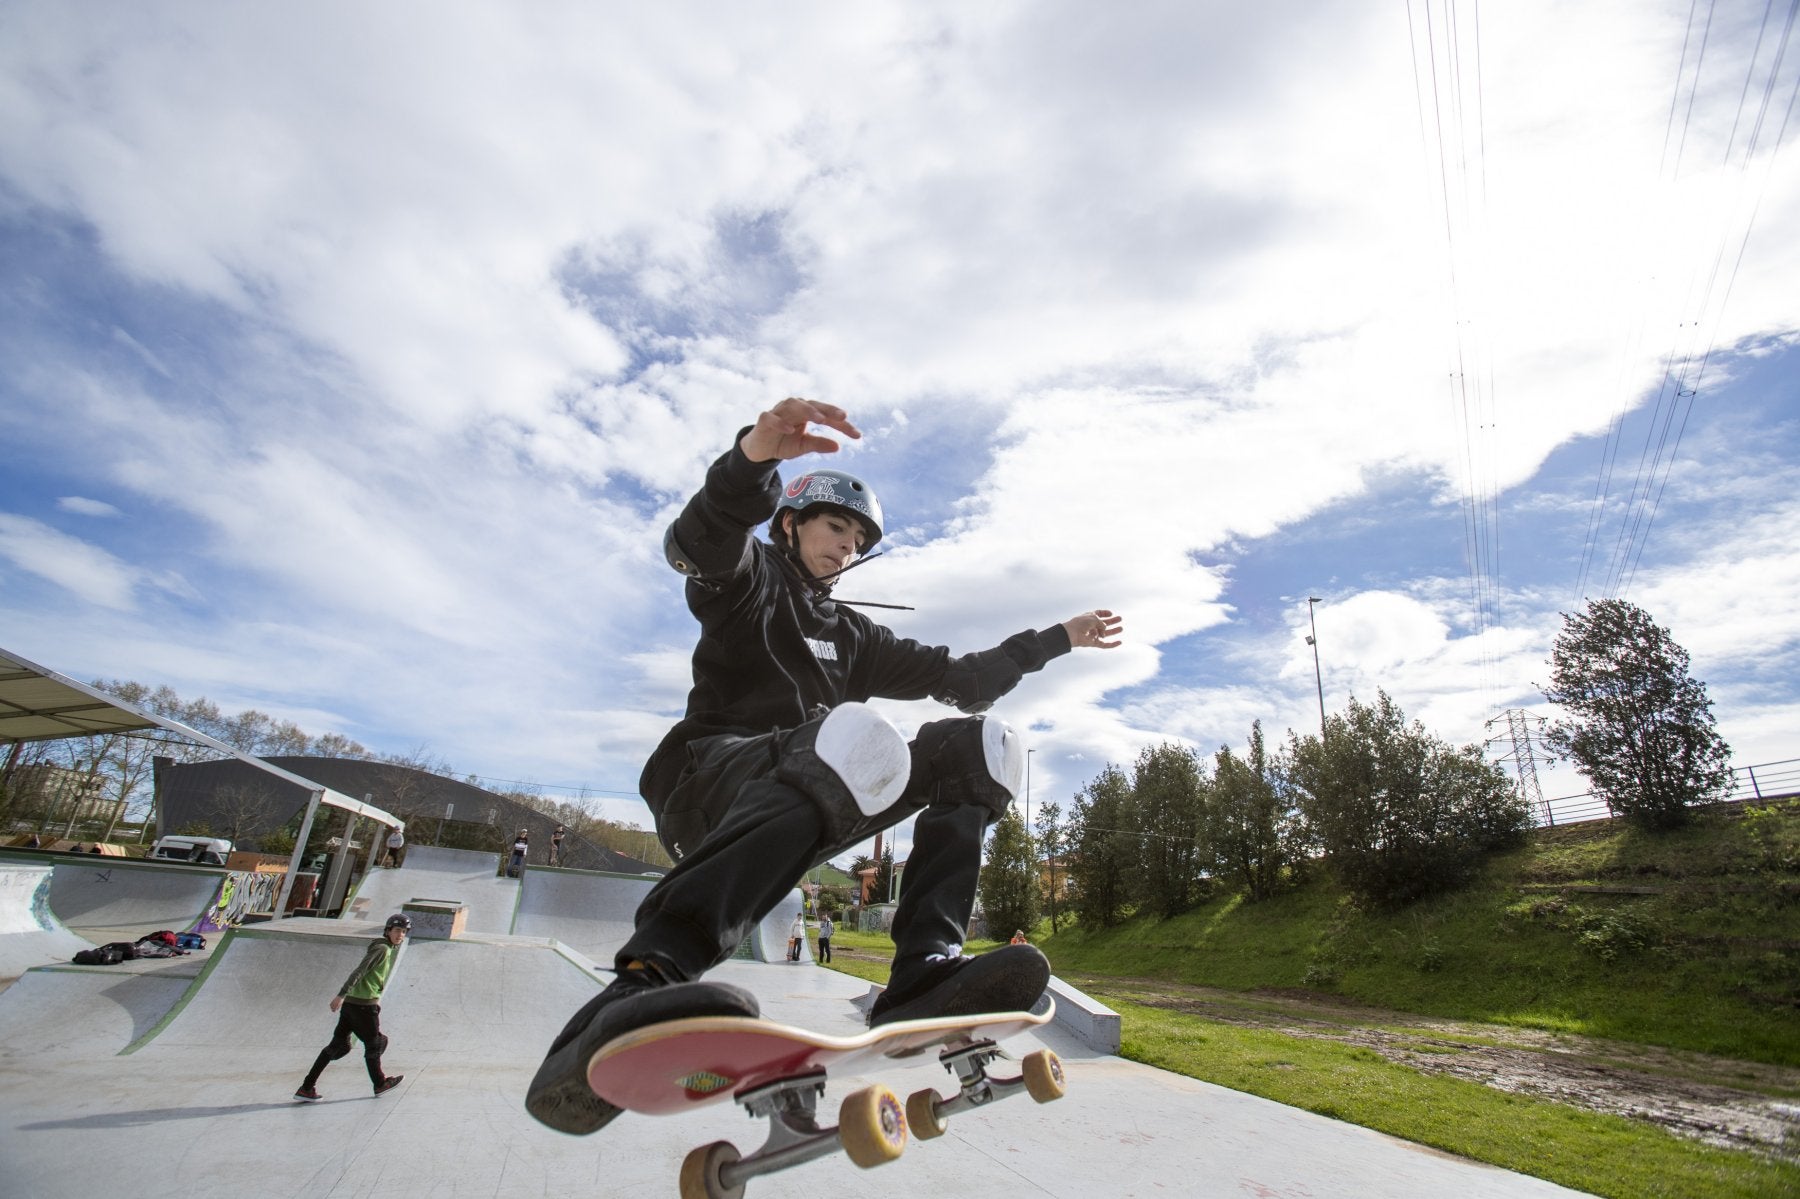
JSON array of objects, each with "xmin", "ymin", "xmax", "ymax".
[{"xmin": 401, "ymin": 899, "xmax": 468, "ymax": 939}]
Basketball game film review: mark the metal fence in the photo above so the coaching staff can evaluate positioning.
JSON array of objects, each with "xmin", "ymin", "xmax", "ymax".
[{"xmin": 1541, "ymin": 756, "xmax": 1800, "ymax": 826}]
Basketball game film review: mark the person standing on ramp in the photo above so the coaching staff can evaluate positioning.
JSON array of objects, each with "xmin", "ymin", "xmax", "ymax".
[
  {"xmin": 526, "ymin": 396, "xmax": 1122, "ymax": 1135},
  {"xmin": 294, "ymin": 913, "xmax": 409, "ymax": 1101}
]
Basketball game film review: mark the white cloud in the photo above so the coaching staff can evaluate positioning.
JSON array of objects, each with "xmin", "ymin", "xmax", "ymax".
[
  {"xmin": 1, "ymin": 1, "xmax": 1795, "ymax": 845},
  {"xmin": 56, "ymin": 496, "xmax": 121, "ymax": 518}
]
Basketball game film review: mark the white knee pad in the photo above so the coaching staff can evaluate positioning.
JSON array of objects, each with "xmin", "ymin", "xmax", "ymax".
[
  {"xmin": 815, "ymin": 703, "xmax": 911, "ymax": 816},
  {"xmin": 982, "ymin": 716, "xmax": 1027, "ymax": 799}
]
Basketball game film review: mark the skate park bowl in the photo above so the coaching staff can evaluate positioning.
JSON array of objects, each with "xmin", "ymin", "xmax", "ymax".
[
  {"xmin": 43, "ymin": 855, "xmax": 224, "ymax": 943},
  {"xmin": 0, "ymin": 863, "xmax": 91, "ymax": 984},
  {"xmin": 340, "ymin": 845, "xmax": 520, "ymax": 934},
  {"xmin": 0, "ymin": 910, "xmax": 1592, "ymax": 1199}
]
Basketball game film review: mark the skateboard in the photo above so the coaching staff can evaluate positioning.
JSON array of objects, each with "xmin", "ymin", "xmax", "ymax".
[{"xmin": 587, "ymin": 997, "xmax": 1065, "ymax": 1198}]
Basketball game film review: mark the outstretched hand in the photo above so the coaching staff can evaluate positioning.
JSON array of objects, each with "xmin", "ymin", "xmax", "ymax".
[
  {"xmin": 739, "ymin": 397, "xmax": 862, "ymax": 463},
  {"xmin": 1063, "ymin": 609, "xmax": 1123, "ymax": 649}
]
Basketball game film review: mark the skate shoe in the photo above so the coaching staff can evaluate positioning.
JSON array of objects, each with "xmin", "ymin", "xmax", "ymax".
[
  {"xmin": 293, "ymin": 1085, "xmax": 321, "ymax": 1102},
  {"xmin": 525, "ymin": 962, "xmax": 760, "ymax": 1135},
  {"xmin": 374, "ymin": 1075, "xmax": 403, "ymax": 1096},
  {"xmin": 868, "ymin": 943, "xmax": 1050, "ymax": 1027}
]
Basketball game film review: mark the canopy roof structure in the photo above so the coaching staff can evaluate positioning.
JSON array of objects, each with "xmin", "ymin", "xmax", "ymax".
[{"xmin": 0, "ymin": 646, "xmax": 397, "ymax": 827}]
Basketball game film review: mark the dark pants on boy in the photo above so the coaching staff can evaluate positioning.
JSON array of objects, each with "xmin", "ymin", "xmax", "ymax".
[
  {"xmin": 302, "ymin": 1001, "xmax": 387, "ymax": 1089},
  {"xmin": 629, "ymin": 713, "xmax": 1007, "ymax": 988}
]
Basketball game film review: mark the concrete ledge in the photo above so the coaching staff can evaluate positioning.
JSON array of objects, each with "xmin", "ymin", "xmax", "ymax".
[
  {"xmin": 402, "ymin": 900, "xmax": 468, "ymax": 940},
  {"xmin": 1047, "ymin": 974, "xmax": 1120, "ymax": 1054}
]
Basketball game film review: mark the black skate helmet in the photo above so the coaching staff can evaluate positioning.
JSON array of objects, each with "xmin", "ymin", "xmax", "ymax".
[
  {"xmin": 384, "ymin": 914, "xmax": 412, "ymax": 933},
  {"xmin": 775, "ymin": 469, "xmax": 884, "ymax": 550}
]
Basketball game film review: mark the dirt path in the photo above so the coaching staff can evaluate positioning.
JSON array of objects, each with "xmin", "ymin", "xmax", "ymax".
[{"xmin": 1069, "ymin": 974, "xmax": 1800, "ymax": 1162}]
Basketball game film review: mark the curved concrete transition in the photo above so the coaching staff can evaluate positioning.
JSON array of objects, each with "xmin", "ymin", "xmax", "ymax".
[
  {"xmin": 509, "ymin": 865, "xmax": 657, "ymax": 964},
  {"xmin": 45, "ymin": 857, "xmax": 223, "ymax": 943},
  {"xmin": 0, "ymin": 916, "xmax": 1594, "ymax": 1199},
  {"xmin": 341, "ymin": 845, "xmax": 520, "ymax": 934},
  {"xmin": 750, "ymin": 886, "xmax": 809, "ymax": 962},
  {"xmin": 0, "ymin": 864, "xmax": 91, "ymax": 983}
]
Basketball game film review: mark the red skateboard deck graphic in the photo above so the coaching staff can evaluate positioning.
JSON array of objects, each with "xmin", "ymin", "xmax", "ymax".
[{"xmin": 587, "ymin": 1001, "xmax": 1066, "ymax": 1197}]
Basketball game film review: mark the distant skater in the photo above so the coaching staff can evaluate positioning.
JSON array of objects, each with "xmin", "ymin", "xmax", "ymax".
[
  {"xmin": 508, "ymin": 829, "xmax": 529, "ymax": 877},
  {"xmin": 295, "ymin": 914, "xmax": 409, "ymax": 1101},
  {"xmin": 381, "ymin": 824, "xmax": 405, "ymax": 868},
  {"xmin": 817, "ymin": 913, "xmax": 834, "ymax": 963},
  {"xmin": 788, "ymin": 913, "xmax": 806, "ymax": 961},
  {"xmin": 550, "ymin": 824, "xmax": 566, "ymax": 867}
]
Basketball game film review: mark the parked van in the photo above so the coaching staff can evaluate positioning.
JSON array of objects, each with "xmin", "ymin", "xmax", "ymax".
[{"xmin": 149, "ymin": 835, "xmax": 234, "ymax": 866}]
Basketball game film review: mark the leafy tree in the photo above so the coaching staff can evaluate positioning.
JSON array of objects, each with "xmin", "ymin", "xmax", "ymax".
[
  {"xmin": 1542, "ymin": 598, "xmax": 1733, "ymax": 831},
  {"xmin": 1287, "ymin": 691, "xmax": 1529, "ymax": 909},
  {"xmin": 1209, "ymin": 721, "xmax": 1305, "ymax": 901},
  {"xmin": 1034, "ymin": 800, "xmax": 1070, "ymax": 934},
  {"xmin": 979, "ymin": 807, "xmax": 1040, "ymax": 942},
  {"xmin": 1066, "ymin": 764, "xmax": 1135, "ymax": 927},
  {"xmin": 1127, "ymin": 742, "xmax": 1210, "ymax": 918}
]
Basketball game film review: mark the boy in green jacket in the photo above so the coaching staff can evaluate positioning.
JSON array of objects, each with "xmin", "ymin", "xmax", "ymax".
[{"xmin": 294, "ymin": 913, "xmax": 409, "ymax": 1100}]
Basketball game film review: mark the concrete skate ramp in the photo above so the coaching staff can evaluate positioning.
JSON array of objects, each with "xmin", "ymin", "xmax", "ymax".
[
  {"xmin": 341, "ymin": 845, "xmax": 518, "ymax": 933},
  {"xmin": 46, "ymin": 857, "xmax": 223, "ymax": 942},
  {"xmin": 0, "ymin": 922, "xmax": 1591, "ymax": 1199},
  {"xmin": 0, "ymin": 865, "xmax": 91, "ymax": 982},
  {"xmin": 131, "ymin": 925, "xmax": 602, "ymax": 1064},
  {"xmin": 0, "ymin": 966, "xmax": 195, "ymax": 1057},
  {"xmin": 507, "ymin": 866, "xmax": 655, "ymax": 962},
  {"xmin": 750, "ymin": 886, "xmax": 809, "ymax": 962}
]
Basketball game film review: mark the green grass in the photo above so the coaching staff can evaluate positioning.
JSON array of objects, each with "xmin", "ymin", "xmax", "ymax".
[
  {"xmin": 1039, "ymin": 801, "xmax": 1800, "ymax": 1065},
  {"xmin": 810, "ymin": 803, "xmax": 1800, "ymax": 1195},
  {"xmin": 1117, "ymin": 1000, "xmax": 1799, "ymax": 1199}
]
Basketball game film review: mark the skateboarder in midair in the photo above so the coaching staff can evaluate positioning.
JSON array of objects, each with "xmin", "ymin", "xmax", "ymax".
[
  {"xmin": 526, "ymin": 397, "xmax": 1122, "ymax": 1135},
  {"xmin": 295, "ymin": 913, "xmax": 409, "ymax": 1101}
]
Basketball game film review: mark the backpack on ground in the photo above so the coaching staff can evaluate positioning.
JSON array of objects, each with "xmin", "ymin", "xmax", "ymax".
[
  {"xmin": 73, "ymin": 945, "xmax": 123, "ymax": 966},
  {"xmin": 138, "ymin": 930, "xmax": 179, "ymax": 947},
  {"xmin": 175, "ymin": 932, "xmax": 206, "ymax": 950}
]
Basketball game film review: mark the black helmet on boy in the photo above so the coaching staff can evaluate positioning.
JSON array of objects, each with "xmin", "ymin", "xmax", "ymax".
[
  {"xmin": 385, "ymin": 914, "xmax": 411, "ymax": 933},
  {"xmin": 774, "ymin": 469, "xmax": 884, "ymax": 550}
]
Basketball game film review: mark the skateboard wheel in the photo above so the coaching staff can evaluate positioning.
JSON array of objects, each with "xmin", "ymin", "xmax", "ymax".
[
  {"xmin": 906, "ymin": 1088, "xmax": 948, "ymax": 1140},
  {"xmin": 1022, "ymin": 1049, "xmax": 1066, "ymax": 1102},
  {"xmin": 839, "ymin": 1085, "xmax": 907, "ymax": 1167},
  {"xmin": 678, "ymin": 1141, "xmax": 744, "ymax": 1199}
]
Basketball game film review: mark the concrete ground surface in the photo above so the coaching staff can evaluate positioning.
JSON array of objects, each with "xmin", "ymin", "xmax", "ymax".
[{"xmin": 0, "ymin": 915, "xmax": 1595, "ymax": 1199}]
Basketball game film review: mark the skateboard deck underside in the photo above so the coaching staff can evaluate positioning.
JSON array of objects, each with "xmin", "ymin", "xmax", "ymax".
[{"xmin": 588, "ymin": 1002, "xmax": 1054, "ymax": 1115}]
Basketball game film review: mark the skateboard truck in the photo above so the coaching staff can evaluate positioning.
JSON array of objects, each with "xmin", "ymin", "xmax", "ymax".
[
  {"xmin": 680, "ymin": 1070, "xmax": 907, "ymax": 1199},
  {"xmin": 904, "ymin": 1037, "xmax": 1066, "ymax": 1140}
]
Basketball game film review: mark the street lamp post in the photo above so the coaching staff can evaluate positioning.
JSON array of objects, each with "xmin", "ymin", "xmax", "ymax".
[
  {"xmin": 1024, "ymin": 748, "xmax": 1034, "ymax": 831},
  {"xmin": 1306, "ymin": 596, "xmax": 1326, "ymax": 738}
]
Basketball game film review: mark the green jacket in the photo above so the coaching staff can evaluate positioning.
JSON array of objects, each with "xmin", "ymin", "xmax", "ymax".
[{"xmin": 339, "ymin": 937, "xmax": 399, "ymax": 1005}]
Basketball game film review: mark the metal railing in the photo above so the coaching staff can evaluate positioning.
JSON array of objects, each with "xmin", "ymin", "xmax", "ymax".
[{"xmin": 1541, "ymin": 756, "xmax": 1800, "ymax": 826}]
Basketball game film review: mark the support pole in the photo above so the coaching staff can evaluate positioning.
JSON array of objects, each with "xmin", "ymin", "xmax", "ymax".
[{"xmin": 275, "ymin": 786, "xmax": 326, "ymax": 917}]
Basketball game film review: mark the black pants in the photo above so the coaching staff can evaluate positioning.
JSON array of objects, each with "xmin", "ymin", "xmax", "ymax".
[
  {"xmin": 625, "ymin": 714, "xmax": 1003, "ymax": 988},
  {"xmin": 819, "ymin": 936, "xmax": 833, "ymax": 963},
  {"xmin": 302, "ymin": 1002, "xmax": 386, "ymax": 1089}
]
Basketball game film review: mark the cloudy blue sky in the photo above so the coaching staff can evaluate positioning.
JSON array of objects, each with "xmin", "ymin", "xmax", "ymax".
[{"xmin": 2, "ymin": 2, "xmax": 1796, "ymax": 855}]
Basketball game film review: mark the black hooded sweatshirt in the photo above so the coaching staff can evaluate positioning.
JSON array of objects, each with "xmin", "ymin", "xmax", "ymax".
[{"xmin": 639, "ymin": 435, "xmax": 1070, "ymax": 802}]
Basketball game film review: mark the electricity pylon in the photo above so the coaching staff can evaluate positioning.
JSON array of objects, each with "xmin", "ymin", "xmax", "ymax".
[{"xmin": 1485, "ymin": 708, "xmax": 1556, "ymax": 825}]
